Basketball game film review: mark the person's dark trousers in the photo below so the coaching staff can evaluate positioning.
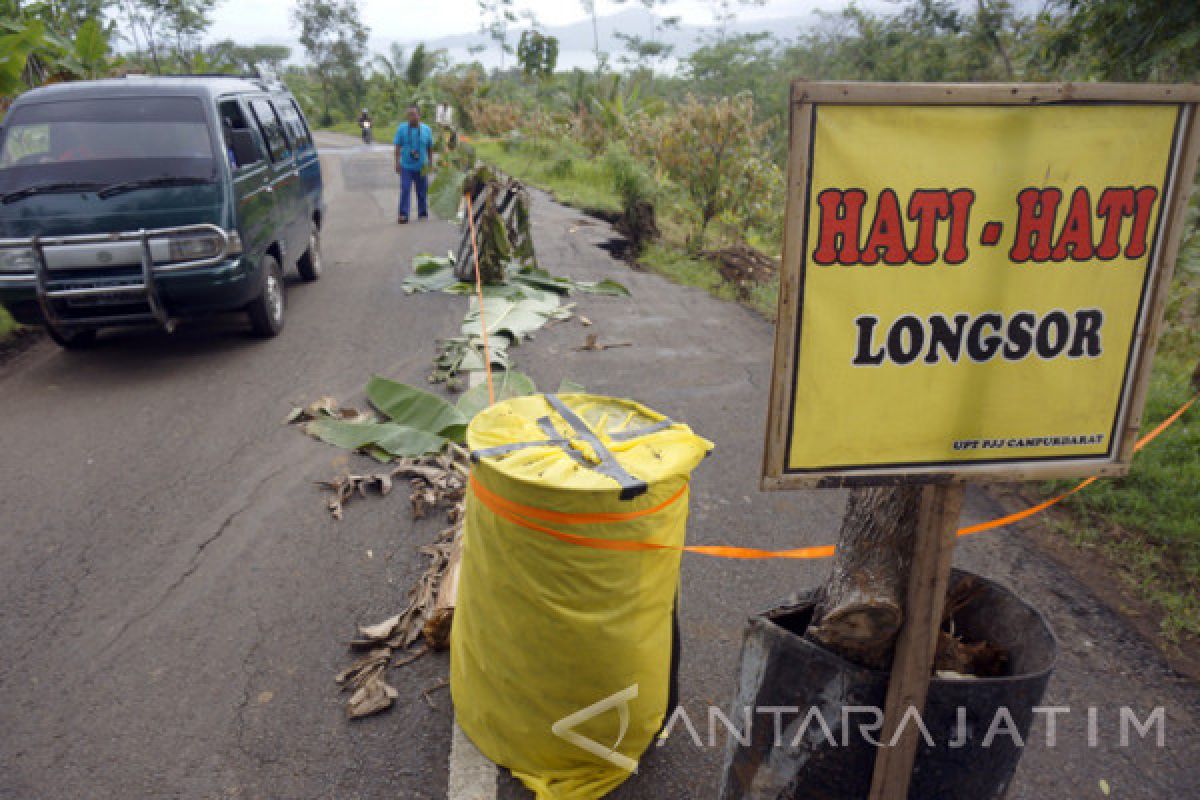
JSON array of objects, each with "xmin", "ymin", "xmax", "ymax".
[{"xmin": 399, "ymin": 168, "xmax": 428, "ymax": 219}]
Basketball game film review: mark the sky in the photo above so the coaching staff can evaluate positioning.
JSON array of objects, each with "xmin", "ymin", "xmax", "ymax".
[{"xmin": 206, "ymin": 0, "xmax": 880, "ymax": 50}]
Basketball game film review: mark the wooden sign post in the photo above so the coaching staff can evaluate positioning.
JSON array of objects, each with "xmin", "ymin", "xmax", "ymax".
[
  {"xmin": 761, "ymin": 82, "xmax": 1200, "ymax": 800},
  {"xmin": 867, "ymin": 483, "xmax": 963, "ymax": 800}
]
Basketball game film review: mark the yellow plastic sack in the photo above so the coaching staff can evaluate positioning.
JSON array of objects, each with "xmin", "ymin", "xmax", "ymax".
[{"xmin": 451, "ymin": 393, "xmax": 711, "ymax": 799}]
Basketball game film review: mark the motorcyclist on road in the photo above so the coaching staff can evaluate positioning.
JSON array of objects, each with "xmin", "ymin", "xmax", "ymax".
[{"xmin": 359, "ymin": 108, "xmax": 372, "ymax": 144}]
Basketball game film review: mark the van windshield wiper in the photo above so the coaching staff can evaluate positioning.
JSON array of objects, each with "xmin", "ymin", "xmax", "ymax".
[
  {"xmin": 0, "ymin": 181, "xmax": 103, "ymax": 204},
  {"xmin": 97, "ymin": 175, "xmax": 215, "ymax": 199}
]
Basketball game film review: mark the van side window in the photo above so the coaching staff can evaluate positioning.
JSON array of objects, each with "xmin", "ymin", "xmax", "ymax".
[
  {"xmin": 248, "ymin": 98, "xmax": 290, "ymax": 163},
  {"xmin": 218, "ymin": 98, "xmax": 259, "ymax": 169},
  {"xmin": 290, "ymin": 99, "xmax": 315, "ymax": 151},
  {"xmin": 278, "ymin": 98, "xmax": 313, "ymax": 154}
]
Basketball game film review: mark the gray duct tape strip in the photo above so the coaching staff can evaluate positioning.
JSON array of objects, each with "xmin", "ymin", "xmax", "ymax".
[
  {"xmin": 537, "ymin": 416, "xmax": 590, "ymax": 466},
  {"xmin": 470, "ymin": 437, "xmax": 571, "ymax": 461},
  {"xmin": 544, "ymin": 394, "xmax": 649, "ymax": 500},
  {"xmin": 471, "ymin": 398, "xmax": 678, "ymax": 501},
  {"xmin": 607, "ymin": 418, "xmax": 675, "ymax": 442}
]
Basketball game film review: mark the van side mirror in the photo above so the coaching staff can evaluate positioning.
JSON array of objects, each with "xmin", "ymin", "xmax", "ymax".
[{"xmin": 229, "ymin": 129, "xmax": 262, "ymax": 167}]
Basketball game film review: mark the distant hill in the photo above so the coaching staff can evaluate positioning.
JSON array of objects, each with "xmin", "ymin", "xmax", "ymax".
[{"xmin": 383, "ymin": 7, "xmax": 817, "ymax": 70}]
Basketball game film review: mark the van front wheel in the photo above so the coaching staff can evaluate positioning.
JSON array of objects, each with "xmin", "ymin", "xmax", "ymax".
[
  {"xmin": 247, "ymin": 255, "xmax": 285, "ymax": 338},
  {"xmin": 297, "ymin": 223, "xmax": 321, "ymax": 282}
]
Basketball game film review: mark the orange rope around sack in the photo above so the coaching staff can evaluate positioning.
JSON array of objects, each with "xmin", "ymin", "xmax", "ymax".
[
  {"xmin": 465, "ymin": 193, "xmax": 495, "ymax": 406},
  {"xmin": 469, "ymin": 475, "xmax": 837, "ymax": 559},
  {"xmin": 469, "ymin": 391, "xmax": 1198, "ymax": 561}
]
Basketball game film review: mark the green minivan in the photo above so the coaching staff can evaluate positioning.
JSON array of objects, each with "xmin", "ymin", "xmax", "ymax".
[{"xmin": 0, "ymin": 76, "xmax": 324, "ymax": 347}]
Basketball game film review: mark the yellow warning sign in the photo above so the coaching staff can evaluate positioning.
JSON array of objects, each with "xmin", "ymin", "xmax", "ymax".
[{"xmin": 764, "ymin": 84, "xmax": 1200, "ymax": 487}]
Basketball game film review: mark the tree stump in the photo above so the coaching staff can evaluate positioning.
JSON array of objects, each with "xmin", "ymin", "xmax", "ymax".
[
  {"xmin": 614, "ymin": 199, "xmax": 660, "ymax": 255},
  {"xmin": 806, "ymin": 486, "xmax": 923, "ymax": 670},
  {"xmin": 474, "ymin": 187, "xmax": 512, "ymax": 285},
  {"xmin": 507, "ymin": 188, "xmax": 538, "ymax": 268}
]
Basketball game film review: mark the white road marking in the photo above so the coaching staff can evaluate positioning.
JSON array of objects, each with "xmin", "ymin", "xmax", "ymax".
[
  {"xmin": 449, "ymin": 374, "xmax": 497, "ymax": 799},
  {"xmin": 448, "ymin": 719, "xmax": 498, "ymax": 800}
]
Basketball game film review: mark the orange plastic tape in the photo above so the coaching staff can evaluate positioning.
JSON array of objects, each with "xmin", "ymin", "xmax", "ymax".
[
  {"xmin": 469, "ymin": 392, "xmax": 1197, "ymax": 560},
  {"xmin": 957, "ymin": 391, "xmax": 1197, "ymax": 538},
  {"xmin": 469, "ymin": 476, "xmax": 837, "ymax": 560}
]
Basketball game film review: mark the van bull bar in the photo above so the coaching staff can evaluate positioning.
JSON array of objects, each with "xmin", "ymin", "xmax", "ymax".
[{"xmin": 0, "ymin": 223, "xmax": 242, "ymax": 334}]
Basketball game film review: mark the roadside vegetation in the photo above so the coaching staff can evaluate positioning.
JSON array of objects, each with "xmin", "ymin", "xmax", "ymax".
[
  {"xmin": 1048, "ymin": 203, "xmax": 1200, "ymax": 641},
  {"xmin": 0, "ymin": 307, "xmax": 19, "ymax": 340}
]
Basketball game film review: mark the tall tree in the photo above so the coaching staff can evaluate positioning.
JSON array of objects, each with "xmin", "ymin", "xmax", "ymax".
[
  {"xmin": 405, "ymin": 42, "xmax": 447, "ymax": 86},
  {"xmin": 118, "ymin": 0, "xmax": 218, "ymax": 74},
  {"xmin": 0, "ymin": 1, "xmax": 115, "ymax": 99},
  {"xmin": 371, "ymin": 41, "xmax": 406, "ymax": 110},
  {"xmin": 203, "ymin": 39, "xmax": 292, "ymax": 75},
  {"xmin": 578, "ymin": 0, "xmax": 606, "ymax": 71},
  {"xmin": 707, "ymin": 0, "xmax": 764, "ymax": 45},
  {"xmin": 8, "ymin": 0, "xmax": 116, "ymax": 38},
  {"xmin": 517, "ymin": 30, "xmax": 558, "ymax": 79},
  {"xmin": 613, "ymin": 0, "xmax": 678, "ymax": 73},
  {"xmin": 477, "ymin": 0, "xmax": 516, "ymax": 70},
  {"xmin": 685, "ymin": 31, "xmax": 776, "ymax": 99},
  {"xmin": 1046, "ymin": 0, "xmax": 1200, "ymax": 81},
  {"xmin": 292, "ymin": 0, "xmax": 369, "ymax": 124}
]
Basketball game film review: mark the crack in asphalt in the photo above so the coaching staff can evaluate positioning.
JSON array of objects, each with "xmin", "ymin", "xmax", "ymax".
[
  {"xmin": 744, "ymin": 364, "xmax": 760, "ymax": 391},
  {"xmin": 94, "ymin": 462, "xmax": 291, "ymax": 661},
  {"xmin": 232, "ymin": 610, "xmax": 281, "ymax": 771}
]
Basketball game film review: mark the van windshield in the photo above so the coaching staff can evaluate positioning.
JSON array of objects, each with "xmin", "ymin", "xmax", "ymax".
[{"xmin": 0, "ymin": 96, "xmax": 217, "ymax": 194}]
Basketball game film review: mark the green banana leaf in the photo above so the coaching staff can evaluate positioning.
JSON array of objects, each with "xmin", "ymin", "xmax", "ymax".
[
  {"xmin": 402, "ymin": 256, "xmax": 459, "ymax": 294},
  {"xmin": 366, "ymin": 375, "xmax": 468, "ymax": 442},
  {"xmin": 429, "ymin": 167, "xmax": 466, "ymax": 221},
  {"xmin": 511, "ymin": 266, "xmax": 575, "ymax": 294},
  {"xmin": 461, "ymin": 291, "xmax": 566, "ymax": 341},
  {"xmin": 305, "ymin": 418, "xmax": 447, "ymax": 458},
  {"xmin": 576, "ymin": 278, "xmax": 631, "ymax": 296},
  {"xmin": 456, "ymin": 370, "xmax": 537, "ymax": 419}
]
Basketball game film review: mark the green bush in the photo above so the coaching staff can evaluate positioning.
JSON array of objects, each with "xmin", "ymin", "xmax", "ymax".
[
  {"xmin": 0, "ymin": 307, "xmax": 19, "ymax": 341},
  {"xmin": 500, "ymin": 131, "xmax": 524, "ymax": 153},
  {"xmin": 546, "ymin": 156, "xmax": 574, "ymax": 180},
  {"xmin": 602, "ymin": 142, "xmax": 654, "ymax": 211}
]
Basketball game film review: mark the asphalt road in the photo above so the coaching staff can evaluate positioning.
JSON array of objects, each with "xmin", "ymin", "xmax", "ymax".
[{"xmin": 1, "ymin": 133, "xmax": 1197, "ymax": 800}]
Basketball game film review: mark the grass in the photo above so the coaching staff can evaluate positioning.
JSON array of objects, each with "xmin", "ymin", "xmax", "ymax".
[
  {"xmin": 639, "ymin": 243, "xmax": 779, "ymax": 318},
  {"xmin": 0, "ymin": 307, "xmax": 19, "ymax": 341},
  {"xmin": 474, "ymin": 135, "xmax": 781, "ymax": 319},
  {"xmin": 1044, "ymin": 216, "xmax": 1200, "ymax": 642},
  {"xmin": 474, "ymin": 137, "xmax": 622, "ymax": 215},
  {"xmin": 319, "ymin": 120, "xmax": 369, "ymax": 139}
]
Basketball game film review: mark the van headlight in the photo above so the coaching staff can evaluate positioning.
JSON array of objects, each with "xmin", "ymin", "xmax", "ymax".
[
  {"xmin": 0, "ymin": 246, "xmax": 36, "ymax": 273},
  {"xmin": 166, "ymin": 231, "xmax": 224, "ymax": 262}
]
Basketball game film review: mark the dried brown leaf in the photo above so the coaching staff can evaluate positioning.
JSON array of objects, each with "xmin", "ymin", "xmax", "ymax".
[
  {"xmin": 347, "ymin": 673, "xmax": 399, "ymax": 719},
  {"xmin": 335, "ymin": 647, "xmax": 391, "ymax": 685},
  {"xmin": 358, "ymin": 614, "xmax": 402, "ymax": 641}
]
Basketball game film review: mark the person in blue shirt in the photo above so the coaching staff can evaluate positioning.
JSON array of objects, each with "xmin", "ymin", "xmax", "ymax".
[{"xmin": 394, "ymin": 104, "xmax": 434, "ymax": 224}]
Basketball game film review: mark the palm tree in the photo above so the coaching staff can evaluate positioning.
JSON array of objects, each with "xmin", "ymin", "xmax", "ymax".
[
  {"xmin": 404, "ymin": 43, "xmax": 448, "ymax": 87},
  {"xmin": 372, "ymin": 42, "xmax": 407, "ymax": 110}
]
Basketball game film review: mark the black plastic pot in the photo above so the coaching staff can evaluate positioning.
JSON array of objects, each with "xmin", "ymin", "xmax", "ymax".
[{"xmin": 718, "ymin": 570, "xmax": 1057, "ymax": 800}]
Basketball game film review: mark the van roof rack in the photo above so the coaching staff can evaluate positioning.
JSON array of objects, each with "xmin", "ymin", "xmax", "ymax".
[
  {"xmin": 120, "ymin": 72, "xmax": 287, "ymax": 92},
  {"xmin": 123, "ymin": 73, "xmax": 257, "ymax": 79}
]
